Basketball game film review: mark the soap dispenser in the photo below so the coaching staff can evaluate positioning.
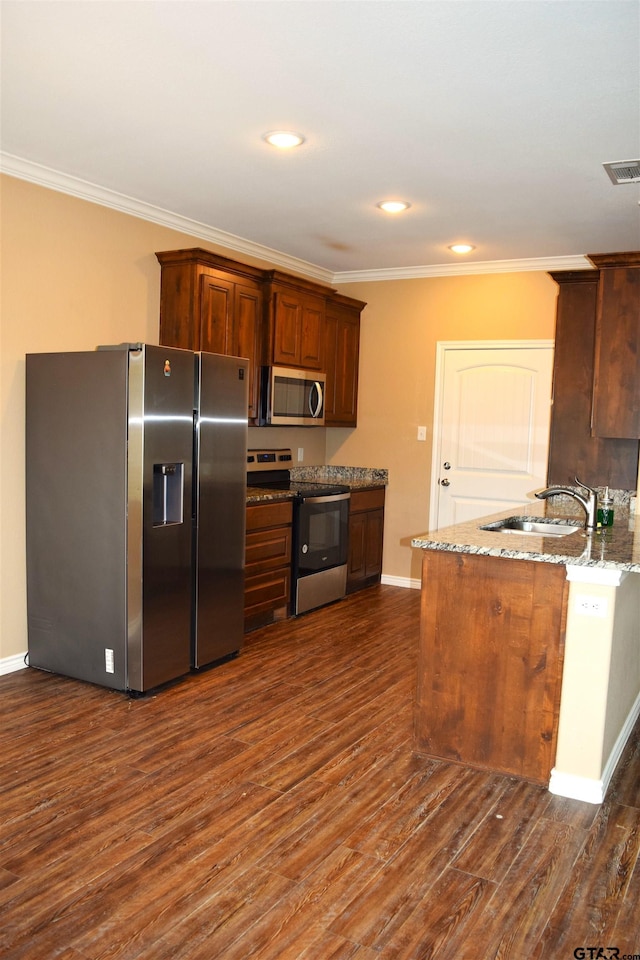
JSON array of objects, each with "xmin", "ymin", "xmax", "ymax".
[{"xmin": 597, "ymin": 487, "xmax": 614, "ymax": 527}]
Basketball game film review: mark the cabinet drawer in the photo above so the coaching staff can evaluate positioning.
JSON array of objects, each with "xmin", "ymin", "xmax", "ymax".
[
  {"xmin": 245, "ymin": 526, "xmax": 292, "ymax": 574},
  {"xmin": 246, "ymin": 499, "xmax": 293, "ymax": 531},
  {"xmin": 244, "ymin": 568, "xmax": 291, "ymax": 616},
  {"xmin": 350, "ymin": 487, "xmax": 385, "ymax": 513}
]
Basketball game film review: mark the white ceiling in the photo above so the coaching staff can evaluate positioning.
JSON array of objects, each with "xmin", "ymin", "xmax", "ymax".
[{"xmin": 2, "ymin": 0, "xmax": 639, "ymax": 282}]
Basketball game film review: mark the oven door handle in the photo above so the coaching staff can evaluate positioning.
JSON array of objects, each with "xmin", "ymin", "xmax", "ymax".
[
  {"xmin": 309, "ymin": 381, "xmax": 323, "ymax": 419},
  {"xmin": 301, "ymin": 492, "xmax": 351, "ymax": 505}
]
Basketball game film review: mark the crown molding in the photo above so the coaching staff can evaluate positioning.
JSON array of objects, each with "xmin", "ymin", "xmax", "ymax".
[
  {"xmin": 0, "ymin": 153, "xmax": 334, "ymax": 285},
  {"xmin": 2, "ymin": 152, "xmax": 594, "ymax": 284},
  {"xmin": 333, "ymin": 255, "xmax": 594, "ymax": 284}
]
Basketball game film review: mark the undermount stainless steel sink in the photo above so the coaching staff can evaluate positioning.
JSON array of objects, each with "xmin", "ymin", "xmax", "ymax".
[{"xmin": 479, "ymin": 517, "xmax": 582, "ymax": 537}]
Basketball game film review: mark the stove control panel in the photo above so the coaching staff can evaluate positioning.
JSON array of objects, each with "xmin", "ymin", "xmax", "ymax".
[{"xmin": 247, "ymin": 448, "xmax": 293, "ymax": 472}]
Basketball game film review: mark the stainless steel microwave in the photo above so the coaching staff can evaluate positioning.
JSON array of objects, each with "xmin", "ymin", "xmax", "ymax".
[{"xmin": 260, "ymin": 366, "xmax": 326, "ymax": 426}]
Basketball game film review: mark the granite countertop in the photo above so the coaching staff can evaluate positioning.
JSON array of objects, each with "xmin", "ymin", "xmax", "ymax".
[
  {"xmin": 246, "ymin": 487, "xmax": 295, "ymax": 505},
  {"xmin": 247, "ymin": 465, "xmax": 388, "ymax": 504},
  {"xmin": 411, "ymin": 500, "xmax": 640, "ymax": 573}
]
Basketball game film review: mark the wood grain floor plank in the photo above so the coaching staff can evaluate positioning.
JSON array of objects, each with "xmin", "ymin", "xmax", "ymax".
[
  {"xmin": 445, "ymin": 817, "xmax": 589, "ymax": 960},
  {"xmin": 314, "ymin": 708, "xmax": 413, "ymax": 787},
  {"xmin": 610, "ymin": 830, "xmax": 640, "ymax": 955},
  {"xmin": 180, "ymin": 844, "xmax": 381, "ymax": 960},
  {"xmin": 1, "ymin": 585, "xmax": 639, "ymax": 959},
  {"xmin": 329, "ymin": 767, "xmax": 504, "ymax": 948},
  {"xmin": 451, "ymin": 776, "xmax": 553, "ymax": 881},
  {"xmin": 257, "ymin": 746, "xmax": 433, "ymax": 882},
  {"xmin": 531, "ymin": 800, "xmax": 640, "ymax": 957},
  {"xmin": 378, "ymin": 866, "xmax": 496, "ymax": 960},
  {"xmin": 343, "ymin": 759, "xmax": 463, "ymax": 861}
]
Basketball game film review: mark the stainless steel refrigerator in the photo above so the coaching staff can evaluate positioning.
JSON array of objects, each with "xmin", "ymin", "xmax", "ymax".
[{"xmin": 26, "ymin": 343, "xmax": 248, "ymax": 693}]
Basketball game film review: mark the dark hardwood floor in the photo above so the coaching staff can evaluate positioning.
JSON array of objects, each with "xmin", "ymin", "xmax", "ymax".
[{"xmin": 1, "ymin": 585, "xmax": 639, "ymax": 959}]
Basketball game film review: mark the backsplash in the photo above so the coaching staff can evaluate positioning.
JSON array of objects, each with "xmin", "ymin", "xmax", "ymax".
[{"xmin": 546, "ymin": 486, "xmax": 635, "ymax": 508}]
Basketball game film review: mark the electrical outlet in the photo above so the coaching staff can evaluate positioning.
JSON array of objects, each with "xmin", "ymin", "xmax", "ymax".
[
  {"xmin": 105, "ymin": 648, "xmax": 115, "ymax": 673},
  {"xmin": 297, "ymin": 447, "xmax": 304, "ymax": 462},
  {"xmin": 417, "ymin": 426, "xmax": 427, "ymax": 441},
  {"xmin": 574, "ymin": 594, "xmax": 608, "ymax": 618}
]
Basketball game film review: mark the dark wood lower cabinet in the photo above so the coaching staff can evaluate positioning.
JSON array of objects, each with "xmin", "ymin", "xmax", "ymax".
[
  {"xmin": 244, "ymin": 500, "xmax": 293, "ymax": 631},
  {"xmin": 347, "ymin": 487, "xmax": 385, "ymax": 593},
  {"xmin": 415, "ymin": 551, "xmax": 569, "ymax": 783}
]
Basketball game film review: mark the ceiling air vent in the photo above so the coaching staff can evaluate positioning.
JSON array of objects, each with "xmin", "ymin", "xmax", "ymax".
[{"xmin": 603, "ymin": 159, "xmax": 640, "ymax": 184}]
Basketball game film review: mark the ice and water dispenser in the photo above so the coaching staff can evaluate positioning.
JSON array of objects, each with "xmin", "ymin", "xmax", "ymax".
[{"xmin": 152, "ymin": 463, "xmax": 184, "ymax": 526}]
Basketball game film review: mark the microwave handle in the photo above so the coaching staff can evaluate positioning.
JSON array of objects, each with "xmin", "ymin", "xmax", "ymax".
[{"xmin": 310, "ymin": 381, "xmax": 323, "ymax": 418}]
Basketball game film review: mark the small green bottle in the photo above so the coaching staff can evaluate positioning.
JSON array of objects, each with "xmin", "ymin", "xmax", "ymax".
[{"xmin": 597, "ymin": 487, "xmax": 614, "ymax": 527}]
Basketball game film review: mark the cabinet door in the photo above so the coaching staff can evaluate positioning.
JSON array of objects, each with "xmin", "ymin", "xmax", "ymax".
[
  {"xmin": 273, "ymin": 292, "xmax": 303, "ymax": 366},
  {"xmin": 300, "ymin": 298, "xmax": 324, "ymax": 370},
  {"xmin": 347, "ymin": 512, "xmax": 367, "ymax": 584},
  {"xmin": 347, "ymin": 490, "xmax": 385, "ymax": 593},
  {"xmin": 325, "ymin": 304, "xmax": 360, "ymax": 426},
  {"xmin": 272, "ymin": 291, "xmax": 324, "ymax": 369},
  {"xmin": 592, "ymin": 263, "xmax": 640, "ymax": 438},
  {"xmin": 199, "ymin": 274, "xmax": 234, "ymax": 354},
  {"xmin": 233, "ymin": 282, "xmax": 262, "ymax": 420},
  {"xmin": 364, "ymin": 509, "xmax": 384, "ymax": 578}
]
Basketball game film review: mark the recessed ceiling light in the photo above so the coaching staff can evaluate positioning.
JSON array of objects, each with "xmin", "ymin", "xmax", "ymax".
[
  {"xmin": 263, "ymin": 131, "xmax": 305, "ymax": 149},
  {"xmin": 376, "ymin": 200, "xmax": 411, "ymax": 214},
  {"xmin": 448, "ymin": 243, "xmax": 476, "ymax": 255}
]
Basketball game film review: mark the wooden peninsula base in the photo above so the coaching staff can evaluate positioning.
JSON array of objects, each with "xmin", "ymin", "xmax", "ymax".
[{"xmin": 415, "ymin": 551, "xmax": 570, "ymax": 784}]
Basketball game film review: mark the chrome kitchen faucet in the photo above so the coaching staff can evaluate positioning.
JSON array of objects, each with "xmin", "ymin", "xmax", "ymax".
[{"xmin": 535, "ymin": 477, "xmax": 598, "ymax": 530}]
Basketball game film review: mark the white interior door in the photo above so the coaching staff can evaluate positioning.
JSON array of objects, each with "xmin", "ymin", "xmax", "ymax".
[{"xmin": 430, "ymin": 341, "xmax": 554, "ymax": 530}]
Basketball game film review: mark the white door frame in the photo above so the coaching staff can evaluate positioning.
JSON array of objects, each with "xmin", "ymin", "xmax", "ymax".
[{"xmin": 428, "ymin": 339, "xmax": 554, "ymax": 531}]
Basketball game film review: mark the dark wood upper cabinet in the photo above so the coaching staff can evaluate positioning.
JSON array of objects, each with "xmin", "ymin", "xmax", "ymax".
[
  {"xmin": 547, "ymin": 267, "xmax": 638, "ymax": 489},
  {"xmin": 324, "ymin": 294, "xmax": 364, "ymax": 427},
  {"xmin": 589, "ymin": 251, "xmax": 640, "ymax": 439},
  {"xmin": 156, "ymin": 249, "xmax": 265, "ymax": 420},
  {"xmin": 199, "ymin": 273, "xmax": 235, "ymax": 355},
  {"xmin": 156, "ymin": 249, "xmax": 366, "ymax": 427},
  {"xmin": 263, "ymin": 272, "xmax": 327, "ymax": 370}
]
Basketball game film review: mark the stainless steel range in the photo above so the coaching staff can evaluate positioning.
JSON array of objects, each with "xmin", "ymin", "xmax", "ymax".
[{"xmin": 247, "ymin": 449, "xmax": 350, "ymax": 615}]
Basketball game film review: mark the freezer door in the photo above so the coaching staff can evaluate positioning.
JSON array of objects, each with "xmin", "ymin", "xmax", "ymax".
[
  {"xmin": 127, "ymin": 345, "xmax": 195, "ymax": 691},
  {"xmin": 193, "ymin": 352, "xmax": 248, "ymax": 667}
]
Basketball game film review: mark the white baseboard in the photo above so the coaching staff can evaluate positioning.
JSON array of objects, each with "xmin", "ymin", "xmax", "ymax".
[
  {"xmin": 380, "ymin": 575, "xmax": 421, "ymax": 590},
  {"xmin": 549, "ymin": 690, "xmax": 640, "ymax": 804},
  {"xmin": 0, "ymin": 652, "xmax": 28, "ymax": 675},
  {"xmin": 548, "ymin": 769, "xmax": 606, "ymax": 805}
]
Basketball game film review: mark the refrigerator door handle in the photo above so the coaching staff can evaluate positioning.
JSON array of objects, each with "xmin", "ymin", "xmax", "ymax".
[{"xmin": 191, "ymin": 410, "xmax": 198, "ymax": 522}]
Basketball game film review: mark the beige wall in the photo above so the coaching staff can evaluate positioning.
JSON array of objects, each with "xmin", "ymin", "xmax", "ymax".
[
  {"xmin": 553, "ymin": 569, "xmax": 640, "ymax": 798},
  {"xmin": 1, "ymin": 173, "xmax": 557, "ymax": 663},
  {"xmin": 603, "ymin": 570, "xmax": 640, "ymax": 765},
  {"xmin": 328, "ymin": 272, "xmax": 558, "ymax": 583}
]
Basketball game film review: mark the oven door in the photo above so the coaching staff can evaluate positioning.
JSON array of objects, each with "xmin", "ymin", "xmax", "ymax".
[{"xmin": 295, "ymin": 492, "xmax": 350, "ymax": 576}]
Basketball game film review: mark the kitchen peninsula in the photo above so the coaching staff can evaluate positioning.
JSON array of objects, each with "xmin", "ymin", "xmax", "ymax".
[{"xmin": 412, "ymin": 496, "xmax": 640, "ymax": 803}]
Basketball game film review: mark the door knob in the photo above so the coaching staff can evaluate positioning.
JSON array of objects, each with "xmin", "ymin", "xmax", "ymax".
[{"xmin": 440, "ymin": 478, "xmax": 450, "ymax": 487}]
